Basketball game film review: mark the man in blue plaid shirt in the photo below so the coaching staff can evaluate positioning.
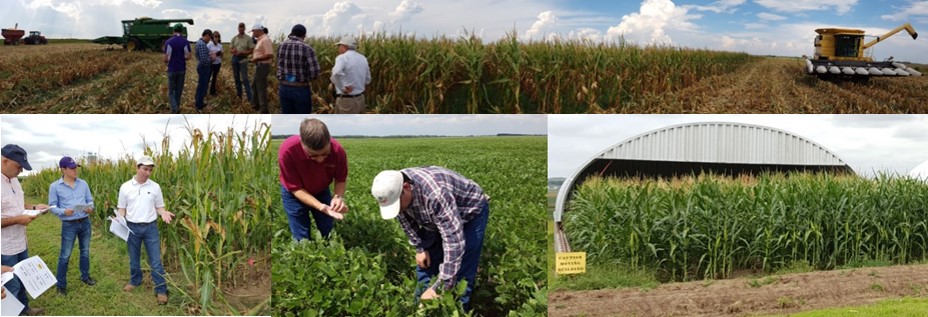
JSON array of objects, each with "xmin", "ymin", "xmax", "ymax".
[
  {"xmin": 276, "ymin": 24, "xmax": 320, "ymax": 114},
  {"xmin": 194, "ymin": 29, "xmax": 214, "ymax": 113},
  {"xmin": 371, "ymin": 166, "xmax": 490, "ymax": 311}
]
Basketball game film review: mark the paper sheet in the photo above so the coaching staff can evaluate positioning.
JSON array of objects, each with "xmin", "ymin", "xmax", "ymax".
[
  {"xmin": 72, "ymin": 204, "xmax": 94, "ymax": 213},
  {"xmin": 10, "ymin": 256, "xmax": 56, "ymax": 299},
  {"xmin": 109, "ymin": 210, "xmax": 132, "ymax": 241},
  {"xmin": 1, "ymin": 286, "xmax": 25, "ymax": 316},
  {"xmin": 21, "ymin": 205, "xmax": 53, "ymax": 217},
  {"xmin": 1, "ymin": 272, "xmax": 13, "ymax": 285}
]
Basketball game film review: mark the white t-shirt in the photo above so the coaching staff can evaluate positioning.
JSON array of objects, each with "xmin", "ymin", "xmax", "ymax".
[
  {"xmin": 1, "ymin": 174, "xmax": 27, "ymax": 255},
  {"xmin": 117, "ymin": 177, "xmax": 166, "ymax": 223},
  {"xmin": 208, "ymin": 41, "xmax": 223, "ymax": 65}
]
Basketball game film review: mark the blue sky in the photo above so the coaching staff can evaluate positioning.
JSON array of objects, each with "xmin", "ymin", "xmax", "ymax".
[{"xmin": 3, "ymin": 0, "xmax": 928, "ymax": 62}]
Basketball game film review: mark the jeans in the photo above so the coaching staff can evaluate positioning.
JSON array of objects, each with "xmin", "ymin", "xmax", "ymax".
[
  {"xmin": 167, "ymin": 71, "xmax": 185, "ymax": 113},
  {"xmin": 281, "ymin": 185, "xmax": 334, "ymax": 241},
  {"xmin": 209, "ymin": 63, "xmax": 221, "ymax": 95},
  {"xmin": 252, "ymin": 63, "xmax": 270, "ymax": 113},
  {"xmin": 279, "ymin": 85, "xmax": 312, "ymax": 114},
  {"xmin": 414, "ymin": 201, "xmax": 489, "ymax": 312},
  {"xmin": 1, "ymin": 249, "xmax": 30, "ymax": 313},
  {"xmin": 195, "ymin": 64, "xmax": 211, "ymax": 111},
  {"xmin": 57, "ymin": 218, "xmax": 92, "ymax": 289},
  {"xmin": 127, "ymin": 221, "xmax": 167, "ymax": 295},
  {"xmin": 232, "ymin": 56, "xmax": 252, "ymax": 101}
]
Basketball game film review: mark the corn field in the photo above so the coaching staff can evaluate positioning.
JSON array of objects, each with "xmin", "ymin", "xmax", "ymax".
[
  {"xmin": 20, "ymin": 119, "xmax": 274, "ymax": 314},
  {"xmin": 564, "ymin": 173, "xmax": 928, "ymax": 282},
  {"xmin": 0, "ymin": 34, "xmax": 753, "ymax": 114}
]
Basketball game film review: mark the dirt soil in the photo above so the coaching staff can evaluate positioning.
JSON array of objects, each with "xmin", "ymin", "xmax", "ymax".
[{"xmin": 550, "ymin": 264, "xmax": 928, "ymax": 317}]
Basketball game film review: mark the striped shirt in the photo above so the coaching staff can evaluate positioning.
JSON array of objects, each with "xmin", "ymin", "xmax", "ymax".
[
  {"xmin": 1, "ymin": 173, "xmax": 27, "ymax": 255},
  {"xmin": 48, "ymin": 177, "xmax": 94, "ymax": 221},
  {"xmin": 276, "ymin": 36, "xmax": 320, "ymax": 83},
  {"xmin": 195, "ymin": 38, "xmax": 211, "ymax": 67},
  {"xmin": 397, "ymin": 166, "xmax": 489, "ymax": 287}
]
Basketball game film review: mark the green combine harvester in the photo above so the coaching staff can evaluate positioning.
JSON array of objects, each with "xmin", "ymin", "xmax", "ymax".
[{"xmin": 92, "ymin": 17, "xmax": 194, "ymax": 51}]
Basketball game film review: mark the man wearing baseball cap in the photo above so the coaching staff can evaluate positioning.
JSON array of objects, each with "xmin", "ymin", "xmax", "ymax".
[
  {"xmin": 117, "ymin": 156, "xmax": 175, "ymax": 305},
  {"xmin": 370, "ymin": 166, "xmax": 490, "ymax": 311},
  {"xmin": 276, "ymin": 24, "xmax": 320, "ymax": 114},
  {"xmin": 331, "ymin": 36, "xmax": 371, "ymax": 114},
  {"xmin": 48, "ymin": 156, "xmax": 97, "ymax": 296},
  {"xmin": 251, "ymin": 23, "xmax": 273, "ymax": 114},
  {"xmin": 1, "ymin": 144, "xmax": 48, "ymax": 315}
]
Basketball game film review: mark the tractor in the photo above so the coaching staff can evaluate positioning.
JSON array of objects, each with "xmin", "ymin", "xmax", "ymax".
[
  {"xmin": 92, "ymin": 17, "xmax": 194, "ymax": 52},
  {"xmin": 23, "ymin": 31, "xmax": 48, "ymax": 45},
  {"xmin": 806, "ymin": 23, "xmax": 921, "ymax": 78}
]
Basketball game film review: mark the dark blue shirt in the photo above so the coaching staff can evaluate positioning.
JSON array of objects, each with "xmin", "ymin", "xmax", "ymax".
[{"xmin": 164, "ymin": 34, "xmax": 190, "ymax": 73}]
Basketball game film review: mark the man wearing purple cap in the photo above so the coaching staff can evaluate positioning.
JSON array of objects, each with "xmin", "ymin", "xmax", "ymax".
[
  {"xmin": 1, "ymin": 144, "xmax": 48, "ymax": 316},
  {"xmin": 276, "ymin": 24, "xmax": 320, "ymax": 114},
  {"xmin": 48, "ymin": 156, "xmax": 97, "ymax": 296}
]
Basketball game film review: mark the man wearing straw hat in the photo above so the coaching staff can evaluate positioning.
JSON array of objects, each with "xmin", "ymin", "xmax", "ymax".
[
  {"xmin": 1, "ymin": 144, "xmax": 48, "ymax": 316},
  {"xmin": 370, "ymin": 166, "xmax": 490, "ymax": 311},
  {"xmin": 117, "ymin": 156, "xmax": 175, "ymax": 305},
  {"xmin": 331, "ymin": 36, "xmax": 371, "ymax": 114},
  {"xmin": 48, "ymin": 156, "xmax": 97, "ymax": 296},
  {"xmin": 278, "ymin": 118, "xmax": 348, "ymax": 240}
]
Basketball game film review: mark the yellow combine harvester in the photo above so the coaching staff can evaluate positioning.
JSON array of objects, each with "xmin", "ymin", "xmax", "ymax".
[{"xmin": 806, "ymin": 23, "xmax": 921, "ymax": 77}]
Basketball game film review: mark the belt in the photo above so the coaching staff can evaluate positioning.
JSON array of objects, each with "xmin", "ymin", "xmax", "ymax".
[
  {"xmin": 127, "ymin": 220, "xmax": 156, "ymax": 225},
  {"xmin": 279, "ymin": 81, "xmax": 310, "ymax": 87},
  {"xmin": 64, "ymin": 217, "xmax": 88, "ymax": 223},
  {"xmin": 336, "ymin": 93, "xmax": 363, "ymax": 98}
]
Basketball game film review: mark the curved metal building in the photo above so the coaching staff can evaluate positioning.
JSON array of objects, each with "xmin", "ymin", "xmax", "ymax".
[
  {"xmin": 553, "ymin": 122, "xmax": 854, "ymax": 223},
  {"xmin": 912, "ymin": 160, "xmax": 928, "ymax": 180}
]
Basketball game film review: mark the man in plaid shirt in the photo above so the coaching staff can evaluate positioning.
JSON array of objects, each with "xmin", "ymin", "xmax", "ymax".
[
  {"xmin": 371, "ymin": 166, "xmax": 490, "ymax": 311},
  {"xmin": 276, "ymin": 24, "xmax": 320, "ymax": 114}
]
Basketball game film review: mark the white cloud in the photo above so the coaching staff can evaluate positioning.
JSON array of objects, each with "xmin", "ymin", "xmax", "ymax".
[
  {"xmin": 568, "ymin": 28, "xmax": 604, "ymax": 42},
  {"xmin": 161, "ymin": 9, "xmax": 190, "ymax": 19},
  {"xmin": 323, "ymin": 1, "xmax": 364, "ymax": 35},
  {"xmin": 390, "ymin": 0, "xmax": 424, "ymax": 23},
  {"xmin": 25, "ymin": 0, "xmax": 82, "ymax": 19},
  {"xmin": 757, "ymin": 12, "xmax": 787, "ymax": 21},
  {"xmin": 744, "ymin": 23, "xmax": 768, "ymax": 29},
  {"xmin": 524, "ymin": 11, "xmax": 558, "ymax": 40},
  {"xmin": 687, "ymin": 0, "xmax": 746, "ymax": 13},
  {"xmin": 606, "ymin": 0, "xmax": 700, "ymax": 44},
  {"xmin": 881, "ymin": 1, "xmax": 928, "ymax": 21},
  {"xmin": 754, "ymin": 0, "xmax": 858, "ymax": 15}
]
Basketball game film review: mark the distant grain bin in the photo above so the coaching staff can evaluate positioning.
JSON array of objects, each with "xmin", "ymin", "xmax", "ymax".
[{"xmin": 553, "ymin": 122, "xmax": 854, "ymax": 223}]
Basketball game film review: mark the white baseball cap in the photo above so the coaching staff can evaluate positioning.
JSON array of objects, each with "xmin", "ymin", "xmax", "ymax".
[
  {"xmin": 251, "ymin": 23, "xmax": 264, "ymax": 32},
  {"xmin": 371, "ymin": 170, "xmax": 403, "ymax": 219},
  {"xmin": 335, "ymin": 36, "xmax": 357, "ymax": 49},
  {"xmin": 137, "ymin": 156, "xmax": 155, "ymax": 166}
]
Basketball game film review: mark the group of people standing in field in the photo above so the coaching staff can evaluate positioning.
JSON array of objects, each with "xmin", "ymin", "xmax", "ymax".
[
  {"xmin": 1, "ymin": 145, "xmax": 176, "ymax": 315},
  {"xmin": 162, "ymin": 22, "xmax": 371, "ymax": 114}
]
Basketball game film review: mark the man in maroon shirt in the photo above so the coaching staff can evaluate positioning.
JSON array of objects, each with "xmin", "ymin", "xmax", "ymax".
[{"xmin": 278, "ymin": 118, "xmax": 349, "ymax": 240}]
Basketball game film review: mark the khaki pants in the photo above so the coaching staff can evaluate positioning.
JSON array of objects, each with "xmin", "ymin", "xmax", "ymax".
[
  {"xmin": 334, "ymin": 95, "xmax": 366, "ymax": 114},
  {"xmin": 252, "ymin": 63, "xmax": 270, "ymax": 113}
]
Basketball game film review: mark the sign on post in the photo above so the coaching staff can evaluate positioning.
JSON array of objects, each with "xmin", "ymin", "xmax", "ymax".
[{"xmin": 555, "ymin": 252, "xmax": 586, "ymax": 275}]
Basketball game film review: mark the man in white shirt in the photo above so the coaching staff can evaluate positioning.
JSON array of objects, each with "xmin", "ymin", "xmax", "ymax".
[
  {"xmin": 331, "ymin": 36, "xmax": 371, "ymax": 114},
  {"xmin": 1, "ymin": 144, "xmax": 48, "ymax": 316},
  {"xmin": 117, "ymin": 156, "xmax": 175, "ymax": 305}
]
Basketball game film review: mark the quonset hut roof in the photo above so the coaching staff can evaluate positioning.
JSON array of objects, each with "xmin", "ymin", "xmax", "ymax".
[
  {"xmin": 911, "ymin": 160, "xmax": 928, "ymax": 180},
  {"xmin": 553, "ymin": 122, "xmax": 854, "ymax": 222}
]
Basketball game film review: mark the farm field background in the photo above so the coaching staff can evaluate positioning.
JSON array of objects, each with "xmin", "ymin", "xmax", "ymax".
[
  {"xmin": 1, "ymin": 36, "xmax": 753, "ymax": 114},
  {"xmin": 271, "ymin": 136, "xmax": 547, "ymax": 316},
  {"xmin": 550, "ymin": 172, "xmax": 928, "ymax": 316},
  {"xmin": 18, "ymin": 120, "xmax": 273, "ymax": 315}
]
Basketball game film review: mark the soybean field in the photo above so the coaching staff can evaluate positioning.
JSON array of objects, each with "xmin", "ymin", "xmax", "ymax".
[
  {"xmin": 271, "ymin": 136, "xmax": 547, "ymax": 316},
  {"xmin": 20, "ymin": 120, "xmax": 274, "ymax": 315}
]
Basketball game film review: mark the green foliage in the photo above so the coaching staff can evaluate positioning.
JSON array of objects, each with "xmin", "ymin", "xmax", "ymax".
[
  {"xmin": 20, "ymin": 119, "xmax": 273, "ymax": 314},
  {"xmin": 565, "ymin": 173, "xmax": 928, "ymax": 282},
  {"xmin": 271, "ymin": 136, "xmax": 547, "ymax": 315}
]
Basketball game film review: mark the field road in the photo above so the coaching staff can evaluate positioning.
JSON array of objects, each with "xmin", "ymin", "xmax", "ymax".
[
  {"xmin": 550, "ymin": 264, "xmax": 928, "ymax": 317},
  {"xmin": 635, "ymin": 58, "xmax": 928, "ymax": 113}
]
